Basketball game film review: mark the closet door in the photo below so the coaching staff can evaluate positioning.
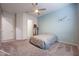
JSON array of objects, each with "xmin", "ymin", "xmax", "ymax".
[
  {"xmin": 0, "ymin": 11, "xmax": 1, "ymax": 42},
  {"xmin": 16, "ymin": 13, "xmax": 23, "ymax": 40},
  {"xmin": 27, "ymin": 19, "xmax": 33, "ymax": 39},
  {"xmin": 1, "ymin": 12, "xmax": 15, "ymax": 42}
]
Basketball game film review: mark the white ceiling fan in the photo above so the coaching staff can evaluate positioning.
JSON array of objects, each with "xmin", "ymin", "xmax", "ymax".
[{"xmin": 26, "ymin": 3, "xmax": 46, "ymax": 15}]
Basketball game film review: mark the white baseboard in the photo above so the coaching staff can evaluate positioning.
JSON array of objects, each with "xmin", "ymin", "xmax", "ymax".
[
  {"xmin": 58, "ymin": 40, "xmax": 78, "ymax": 46},
  {"xmin": 1, "ymin": 39, "xmax": 29, "ymax": 43},
  {"xmin": 0, "ymin": 50, "xmax": 11, "ymax": 55},
  {"xmin": 1, "ymin": 39, "xmax": 15, "ymax": 42}
]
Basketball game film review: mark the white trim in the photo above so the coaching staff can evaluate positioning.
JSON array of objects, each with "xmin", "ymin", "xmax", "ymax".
[
  {"xmin": 1, "ymin": 39, "xmax": 27, "ymax": 43},
  {"xmin": 0, "ymin": 50, "xmax": 11, "ymax": 55},
  {"xmin": 58, "ymin": 40, "xmax": 78, "ymax": 46},
  {"xmin": 1, "ymin": 39, "xmax": 15, "ymax": 42}
]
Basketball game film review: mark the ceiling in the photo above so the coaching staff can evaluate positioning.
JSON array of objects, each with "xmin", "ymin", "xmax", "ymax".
[{"xmin": 1, "ymin": 3, "xmax": 70, "ymax": 17}]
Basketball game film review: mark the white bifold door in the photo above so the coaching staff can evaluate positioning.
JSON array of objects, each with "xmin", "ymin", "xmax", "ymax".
[
  {"xmin": 1, "ymin": 12, "xmax": 15, "ymax": 42},
  {"xmin": 27, "ymin": 19, "xmax": 33, "ymax": 39}
]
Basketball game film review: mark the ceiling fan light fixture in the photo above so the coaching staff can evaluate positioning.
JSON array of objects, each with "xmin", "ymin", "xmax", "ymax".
[{"xmin": 34, "ymin": 9, "xmax": 39, "ymax": 13}]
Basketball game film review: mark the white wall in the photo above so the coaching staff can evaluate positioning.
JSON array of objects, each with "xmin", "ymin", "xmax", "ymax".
[
  {"xmin": 16, "ymin": 13, "xmax": 37, "ymax": 40},
  {"xmin": 16, "ymin": 13, "xmax": 23, "ymax": 40},
  {"xmin": 1, "ymin": 12, "xmax": 15, "ymax": 42},
  {"xmin": 23, "ymin": 13, "xmax": 38, "ymax": 39},
  {"xmin": 76, "ymin": 4, "xmax": 79, "ymax": 45},
  {"xmin": 23, "ymin": 14, "xmax": 37, "ymax": 39},
  {"xmin": 0, "ymin": 7, "xmax": 1, "ymax": 42},
  {"xmin": 0, "ymin": 11, "xmax": 37, "ymax": 41},
  {"xmin": 38, "ymin": 4, "xmax": 78, "ymax": 45}
]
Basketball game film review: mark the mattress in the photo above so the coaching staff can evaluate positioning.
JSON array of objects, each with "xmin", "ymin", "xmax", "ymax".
[{"xmin": 30, "ymin": 34, "xmax": 57, "ymax": 49}]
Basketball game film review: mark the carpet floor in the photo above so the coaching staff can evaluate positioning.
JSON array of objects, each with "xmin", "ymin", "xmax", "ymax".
[{"xmin": 0, "ymin": 39, "xmax": 79, "ymax": 56}]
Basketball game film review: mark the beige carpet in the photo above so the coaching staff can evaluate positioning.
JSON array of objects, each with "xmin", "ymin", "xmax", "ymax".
[{"xmin": 0, "ymin": 39, "xmax": 79, "ymax": 56}]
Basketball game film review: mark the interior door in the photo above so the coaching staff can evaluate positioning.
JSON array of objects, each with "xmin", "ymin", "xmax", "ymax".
[
  {"xmin": 27, "ymin": 19, "xmax": 33, "ymax": 39},
  {"xmin": 1, "ymin": 13, "xmax": 15, "ymax": 42}
]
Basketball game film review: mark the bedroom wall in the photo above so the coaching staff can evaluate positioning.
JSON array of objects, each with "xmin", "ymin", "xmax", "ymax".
[
  {"xmin": 76, "ymin": 4, "xmax": 79, "ymax": 45},
  {"xmin": 1, "ymin": 12, "xmax": 15, "ymax": 42},
  {"xmin": 16, "ymin": 13, "xmax": 37, "ymax": 40},
  {"xmin": 38, "ymin": 4, "xmax": 79, "ymax": 45},
  {"xmin": 22, "ymin": 13, "xmax": 38, "ymax": 39},
  {"xmin": 0, "ymin": 7, "xmax": 1, "ymax": 43},
  {"xmin": 0, "ymin": 12, "xmax": 37, "ymax": 41},
  {"xmin": 16, "ymin": 13, "xmax": 23, "ymax": 40}
]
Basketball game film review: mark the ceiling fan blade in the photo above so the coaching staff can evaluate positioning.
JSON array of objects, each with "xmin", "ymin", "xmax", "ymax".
[
  {"xmin": 38, "ymin": 8, "xmax": 46, "ymax": 11},
  {"xmin": 35, "ymin": 3, "xmax": 38, "ymax": 5},
  {"xmin": 32, "ymin": 3, "xmax": 38, "ymax": 7},
  {"xmin": 32, "ymin": 3, "xmax": 35, "ymax": 7},
  {"xmin": 25, "ymin": 10, "xmax": 34, "ymax": 13}
]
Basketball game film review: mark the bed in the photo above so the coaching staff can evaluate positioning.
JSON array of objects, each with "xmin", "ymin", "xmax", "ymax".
[{"xmin": 30, "ymin": 34, "xmax": 57, "ymax": 49}]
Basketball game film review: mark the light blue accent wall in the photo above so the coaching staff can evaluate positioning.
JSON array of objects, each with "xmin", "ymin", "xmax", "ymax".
[{"xmin": 38, "ymin": 4, "xmax": 78, "ymax": 45}]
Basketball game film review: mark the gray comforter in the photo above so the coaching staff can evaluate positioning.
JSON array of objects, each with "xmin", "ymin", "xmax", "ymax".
[{"xmin": 30, "ymin": 34, "xmax": 57, "ymax": 49}]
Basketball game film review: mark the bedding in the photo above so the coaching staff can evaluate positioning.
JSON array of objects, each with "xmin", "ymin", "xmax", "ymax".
[{"xmin": 30, "ymin": 34, "xmax": 57, "ymax": 49}]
